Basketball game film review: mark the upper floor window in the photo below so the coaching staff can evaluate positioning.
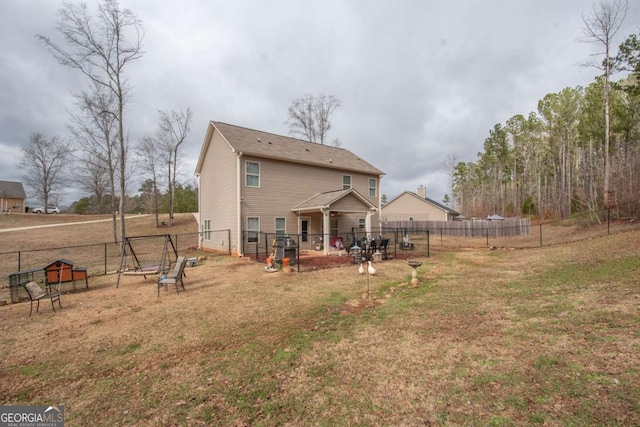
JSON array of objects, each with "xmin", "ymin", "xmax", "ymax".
[
  {"xmin": 246, "ymin": 161, "xmax": 260, "ymax": 187},
  {"xmin": 369, "ymin": 178, "xmax": 377, "ymax": 197},
  {"xmin": 342, "ymin": 175, "xmax": 351, "ymax": 190}
]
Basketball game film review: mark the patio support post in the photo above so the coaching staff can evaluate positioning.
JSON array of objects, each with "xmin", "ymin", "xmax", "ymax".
[
  {"xmin": 365, "ymin": 210, "xmax": 373, "ymax": 239},
  {"xmin": 321, "ymin": 208, "xmax": 330, "ymax": 256}
]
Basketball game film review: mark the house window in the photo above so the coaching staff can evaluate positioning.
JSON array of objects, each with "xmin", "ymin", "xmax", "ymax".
[
  {"xmin": 275, "ymin": 217, "xmax": 286, "ymax": 236},
  {"xmin": 203, "ymin": 219, "xmax": 211, "ymax": 240},
  {"xmin": 247, "ymin": 217, "xmax": 260, "ymax": 243},
  {"xmin": 246, "ymin": 161, "xmax": 260, "ymax": 187},
  {"xmin": 342, "ymin": 175, "xmax": 351, "ymax": 190},
  {"xmin": 409, "ymin": 216, "xmax": 414, "ymax": 221},
  {"xmin": 330, "ymin": 217, "xmax": 339, "ymax": 236},
  {"xmin": 369, "ymin": 178, "xmax": 377, "ymax": 197},
  {"xmin": 358, "ymin": 218, "xmax": 365, "ymax": 230}
]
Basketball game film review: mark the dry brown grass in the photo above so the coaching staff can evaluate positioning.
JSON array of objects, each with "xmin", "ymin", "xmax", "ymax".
[{"xmin": 0, "ymin": 215, "xmax": 639, "ymax": 426}]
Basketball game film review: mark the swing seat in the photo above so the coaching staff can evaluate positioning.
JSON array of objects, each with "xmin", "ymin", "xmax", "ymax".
[
  {"xmin": 122, "ymin": 262, "xmax": 167, "ymax": 277},
  {"xmin": 116, "ymin": 234, "xmax": 178, "ymax": 287}
]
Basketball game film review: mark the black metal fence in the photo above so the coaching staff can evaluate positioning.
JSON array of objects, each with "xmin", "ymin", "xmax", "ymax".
[
  {"xmin": 396, "ymin": 203, "xmax": 640, "ymax": 250},
  {"xmin": 241, "ymin": 202, "xmax": 640, "ymax": 270},
  {"xmin": 0, "ymin": 232, "xmax": 204, "ymax": 303},
  {"xmin": 243, "ymin": 230, "xmax": 429, "ymax": 272},
  {"xmin": 2, "ymin": 201, "xmax": 638, "ymax": 299}
]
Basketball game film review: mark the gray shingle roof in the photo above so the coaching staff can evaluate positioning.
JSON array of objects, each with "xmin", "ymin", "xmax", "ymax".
[
  {"xmin": 291, "ymin": 189, "xmax": 375, "ymax": 211},
  {"xmin": 0, "ymin": 181, "xmax": 26, "ymax": 199},
  {"xmin": 197, "ymin": 122, "xmax": 384, "ymax": 176}
]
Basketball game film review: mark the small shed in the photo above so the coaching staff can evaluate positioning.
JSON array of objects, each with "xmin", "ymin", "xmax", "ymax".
[{"xmin": 44, "ymin": 259, "xmax": 88, "ymax": 290}]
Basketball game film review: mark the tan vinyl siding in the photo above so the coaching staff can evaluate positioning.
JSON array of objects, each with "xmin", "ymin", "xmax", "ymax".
[
  {"xmin": 381, "ymin": 193, "xmax": 449, "ymax": 222},
  {"xmin": 241, "ymin": 156, "xmax": 380, "ymax": 234},
  {"xmin": 1, "ymin": 198, "xmax": 24, "ymax": 213},
  {"xmin": 330, "ymin": 194, "xmax": 369, "ymax": 211},
  {"xmin": 199, "ymin": 130, "xmax": 239, "ymax": 253}
]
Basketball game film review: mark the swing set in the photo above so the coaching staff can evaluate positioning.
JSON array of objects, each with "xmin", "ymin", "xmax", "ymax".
[{"xmin": 117, "ymin": 234, "xmax": 178, "ymax": 285}]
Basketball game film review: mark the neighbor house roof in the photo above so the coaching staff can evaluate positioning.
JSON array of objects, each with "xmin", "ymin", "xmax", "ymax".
[
  {"xmin": 384, "ymin": 191, "xmax": 460, "ymax": 216},
  {"xmin": 195, "ymin": 121, "xmax": 385, "ymax": 176},
  {"xmin": 0, "ymin": 181, "xmax": 26, "ymax": 199}
]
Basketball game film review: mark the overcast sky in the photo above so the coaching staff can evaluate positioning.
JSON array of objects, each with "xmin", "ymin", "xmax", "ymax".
[{"xmin": 1, "ymin": 0, "xmax": 638, "ymax": 207}]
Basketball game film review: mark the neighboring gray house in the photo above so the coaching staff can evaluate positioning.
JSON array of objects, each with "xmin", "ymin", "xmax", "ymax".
[
  {"xmin": 0, "ymin": 181, "xmax": 27, "ymax": 213},
  {"xmin": 381, "ymin": 186, "xmax": 460, "ymax": 223},
  {"xmin": 194, "ymin": 122, "xmax": 385, "ymax": 256}
]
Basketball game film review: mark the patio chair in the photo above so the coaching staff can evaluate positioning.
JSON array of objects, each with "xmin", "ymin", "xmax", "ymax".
[
  {"xmin": 157, "ymin": 256, "xmax": 187, "ymax": 297},
  {"xmin": 21, "ymin": 280, "xmax": 62, "ymax": 317}
]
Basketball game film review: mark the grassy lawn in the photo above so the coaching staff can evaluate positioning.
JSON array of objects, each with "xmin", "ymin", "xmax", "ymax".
[{"xmin": 0, "ymin": 218, "xmax": 638, "ymax": 426}]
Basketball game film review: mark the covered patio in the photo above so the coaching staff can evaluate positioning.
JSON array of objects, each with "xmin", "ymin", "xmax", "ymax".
[{"xmin": 291, "ymin": 189, "xmax": 378, "ymax": 256}]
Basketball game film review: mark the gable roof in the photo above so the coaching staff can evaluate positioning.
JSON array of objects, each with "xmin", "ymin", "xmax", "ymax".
[
  {"xmin": 0, "ymin": 181, "xmax": 26, "ymax": 199},
  {"xmin": 291, "ymin": 188, "xmax": 376, "ymax": 212},
  {"xmin": 384, "ymin": 191, "xmax": 460, "ymax": 216},
  {"xmin": 195, "ymin": 121, "xmax": 384, "ymax": 176}
]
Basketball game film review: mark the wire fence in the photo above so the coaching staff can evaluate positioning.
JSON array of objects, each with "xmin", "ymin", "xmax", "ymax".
[
  {"xmin": 0, "ymin": 232, "xmax": 204, "ymax": 303},
  {"xmin": 242, "ymin": 202, "xmax": 640, "ymax": 271},
  {"xmin": 2, "ymin": 200, "xmax": 638, "ymax": 299}
]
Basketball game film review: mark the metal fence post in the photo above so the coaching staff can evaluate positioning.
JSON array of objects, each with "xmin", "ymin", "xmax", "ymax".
[
  {"xmin": 539, "ymin": 223, "xmax": 543, "ymax": 247},
  {"xmin": 104, "ymin": 243, "xmax": 107, "ymax": 275}
]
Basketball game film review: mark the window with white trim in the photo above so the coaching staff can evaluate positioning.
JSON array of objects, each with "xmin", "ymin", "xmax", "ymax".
[
  {"xmin": 203, "ymin": 220, "xmax": 211, "ymax": 240},
  {"xmin": 246, "ymin": 161, "xmax": 260, "ymax": 187},
  {"xmin": 342, "ymin": 175, "xmax": 351, "ymax": 190},
  {"xmin": 275, "ymin": 217, "xmax": 286, "ymax": 236},
  {"xmin": 247, "ymin": 217, "xmax": 260, "ymax": 242},
  {"xmin": 369, "ymin": 178, "xmax": 377, "ymax": 197},
  {"xmin": 358, "ymin": 218, "xmax": 365, "ymax": 230}
]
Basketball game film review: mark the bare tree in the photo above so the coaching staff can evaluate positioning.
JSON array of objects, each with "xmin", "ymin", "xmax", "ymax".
[
  {"xmin": 38, "ymin": 0, "xmax": 144, "ymax": 250},
  {"xmin": 21, "ymin": 133, "xmax": 72, "ymax": 210},
  {"xmin": 73, "ymin": 153, "xmax": 110, "ymax": 212},
  {"xmin": 157, "ymin": 108, "xmax": 192, "ymax": 226},
  {"xmin": 286, "ymin": 93, "xmax": 341, "ymax": 144},
  {"xmin": 68, "ymin": 84, "xmax": 120, "ymax": 241},
  {"xmin": 580, "ymin": 0, "xmax": 628, "ymax": 207},
  {"xmin": 136, "ymin": 136, "xmax": 163, "ymax": 226}
]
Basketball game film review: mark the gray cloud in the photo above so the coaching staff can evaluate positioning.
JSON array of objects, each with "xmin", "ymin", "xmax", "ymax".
[{"xmin": 1, "ymin": 0, "xmax": 638, "ymax": 206}]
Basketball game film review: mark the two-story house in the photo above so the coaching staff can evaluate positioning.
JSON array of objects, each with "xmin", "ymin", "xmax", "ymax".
[{"xmin": 194, "ymin": 122, "xmax": 385, "ymax": 256}]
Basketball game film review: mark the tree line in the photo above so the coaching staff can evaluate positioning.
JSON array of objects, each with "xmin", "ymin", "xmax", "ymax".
[
  {"xmin": 71, "ymin": 181, "xmax": 197, "ymax": 216},
  {"xmin": 451, "ymin": 1, "xmax": 639, "ymax": 219}
]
